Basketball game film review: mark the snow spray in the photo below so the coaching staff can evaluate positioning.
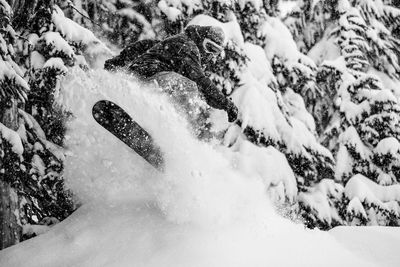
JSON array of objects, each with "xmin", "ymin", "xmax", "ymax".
[{"xmin": 48, "ymin": 68, "xmax": 372, "ymax": 267}]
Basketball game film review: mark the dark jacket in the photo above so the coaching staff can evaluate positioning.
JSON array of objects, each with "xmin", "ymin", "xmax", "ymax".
[{"xmin": 104, "ymin": 29, "xmax": 229, "ymax": 111}]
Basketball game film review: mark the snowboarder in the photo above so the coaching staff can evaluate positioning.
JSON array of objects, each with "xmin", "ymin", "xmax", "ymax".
[{"xmin": 104, "ymin": 25, "xmax": 238, "ymax": 123}]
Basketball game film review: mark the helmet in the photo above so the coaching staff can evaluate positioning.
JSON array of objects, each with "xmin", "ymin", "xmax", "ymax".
[
  {"xmin": 185, "ymin": 25, "xmax": 225, "ymax": 56},
  {"xmin": 201, "ymin": 26, "xmax": 224, "ymax": 55}
]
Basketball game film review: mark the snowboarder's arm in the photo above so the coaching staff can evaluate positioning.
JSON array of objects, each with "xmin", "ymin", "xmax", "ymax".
[
  {"xmin": 196, "ymin": 75, "xmax": 229, "ymax": 110},
  {"xmin": 179, "ymin": 57, "xmax": 228, "ymax": 110},
  {"xmin": 105, "ymin": 39, "xmax": 158, "ymax": 70}
]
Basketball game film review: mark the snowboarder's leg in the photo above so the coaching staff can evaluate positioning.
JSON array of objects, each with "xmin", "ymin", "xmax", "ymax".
[{"xmin": 148, "ymin": 72, "xmax": 212, "ymax": 139}]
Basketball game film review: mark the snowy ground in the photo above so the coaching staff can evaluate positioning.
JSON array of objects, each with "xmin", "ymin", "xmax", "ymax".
[
  {"xmin": 2, "ymin": 199, "xmax": 400, "ymax": 267},
  {"xmin": 1, "ymin": 69, "xmax": 399, "ymax": 266}
]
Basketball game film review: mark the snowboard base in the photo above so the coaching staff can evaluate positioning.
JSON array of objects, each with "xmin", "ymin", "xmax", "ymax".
[{"xmin": 92, "ymin": 100, "xmax": 164, "ymax": 171}]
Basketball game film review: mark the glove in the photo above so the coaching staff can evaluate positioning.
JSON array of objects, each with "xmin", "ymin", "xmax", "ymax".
[{"xmin": 226, "ymin": 100, "xmax": 238, "ymax": 123}]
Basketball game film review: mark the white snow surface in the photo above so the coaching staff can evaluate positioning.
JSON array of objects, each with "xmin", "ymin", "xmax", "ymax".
[
  {"xmin": 0, "ymin": 122, "xmax": 24, "ymax": 155},
  {"xmin": 1, "ymin": 69, "xmax": 399, "ymax": 266},
  {"xmin": 189, "ymin": 14, "xmax": 244, "ymax": 46},
  {"xmin": 299, "ymin": 179, "xmax": 343, "ymax": 225},
  {"xmin": 43, "ymin": 57, "xmax": 68, "ymax": 73},
  {"xmin": 158, "ymin": 0, "xmax": 202, "ymax": 19},
  {"xmin": 375, "ymin": 137, "xmax": 400, "ymax": 155},
  {"xmin": 0, "ymin": 60, "xmax": 29, "ymax": 93},
  {"xmin": 345, "ymin": 174, "xmax": 400, "ymax": 204},
  {"xmin": 42, "ymin": 31, "xmax": 74, "ymax": 58},
  {"xmin": 52, "ymin": 6, "xmax": 112, "ymax": 65},
  {"xmin": 279, "ymin": 0, "xmax": 298, "ymax": 18},
  {"xmin": 261, "ymin": 16, "xmax": 302, "ymax": 62}
]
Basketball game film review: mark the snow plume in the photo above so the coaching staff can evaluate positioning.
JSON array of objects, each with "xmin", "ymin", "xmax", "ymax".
[
  {"xmin": 0, "ymin": 67, "xmax": 376, "ymax": 267},
  {"xmin": 60, "ymin": 67, "xmax": 274, "ymax": 226}
]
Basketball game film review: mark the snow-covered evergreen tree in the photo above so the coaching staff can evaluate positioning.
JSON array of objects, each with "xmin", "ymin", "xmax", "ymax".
[
  {"xmin": 59, "ymin": 0, "xmax": 156, "ymax": 47},
  {"xmin": 21, "ymin": 2, "xmax": 110, "ymax": 145},
  {"xmin": 0, "ymin": 0, "xmax": 111, "ymax": 248},
  {"xmin": 333, "ymin": 0, "xmax": 400, "ymax": 225},
  {"xmin": 288, "ymin": 0, "xmax": 400, "ymax": 227},
  {"xmin": 0, "ymin": 0, "xmax": 29, "ymax": 249},
  {"xmin": 20, "ymin": 0, "xmax": 111, "ymax": 225}
]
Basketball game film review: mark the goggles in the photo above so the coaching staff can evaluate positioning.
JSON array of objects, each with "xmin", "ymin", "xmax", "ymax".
[{"xmin": 203, "ymin": 38, "xmax": 223, "ymax": 55}]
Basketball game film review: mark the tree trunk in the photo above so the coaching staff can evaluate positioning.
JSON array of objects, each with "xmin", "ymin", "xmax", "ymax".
[
  {"xmin": 0, "ymin": 181, "xmax": 20, "ymax": 249},
  {"xmin": 0, "ymin": 98, "xmax": 22, "ymax": 250},
  {"xmin": 8, "ymin": 0, "xmax": 39, "ymax": 30}
]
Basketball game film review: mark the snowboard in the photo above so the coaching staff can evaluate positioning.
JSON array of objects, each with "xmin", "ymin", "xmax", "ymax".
[{"xmin": 92, "ymin": 100, "xmax": 164, "ymax": 171}]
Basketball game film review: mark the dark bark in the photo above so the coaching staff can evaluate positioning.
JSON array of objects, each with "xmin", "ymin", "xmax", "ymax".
[
  {"xmin": 0, "ymin": 98, "xmax": 22, "ymax": 250},
  {"xmin": 9, "ymin": 0, "xmax": 38, "ymax": 30},
  {"xmin": 9, "ymin": 0, "xmax": 54, "ymax": 31},
  {"xmin": 0, "ymin": 181, "xmax": 20, "ymax": 249}
]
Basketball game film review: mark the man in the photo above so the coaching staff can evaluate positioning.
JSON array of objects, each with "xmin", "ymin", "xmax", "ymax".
[{"xmin": 104, "ymin": 25, "xmax": 238, "ymax": 123}]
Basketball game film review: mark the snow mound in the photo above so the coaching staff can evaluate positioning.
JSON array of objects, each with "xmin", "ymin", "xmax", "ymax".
[
  {"xmin": 375, "ymin": 137, "xmax": 400, "ymax": 155},
  {"xmin": 345, "ymin": 174, "xmax": 400, "ymax": 203},
  {"xmin": 0, "ymin": 199, "xmax": 388, "ymax": 267}
]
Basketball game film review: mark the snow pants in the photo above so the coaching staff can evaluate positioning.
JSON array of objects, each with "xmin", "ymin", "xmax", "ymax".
[{"xmin": 147, "ymin": 71, "xmax": 212, "ymax": 139}]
